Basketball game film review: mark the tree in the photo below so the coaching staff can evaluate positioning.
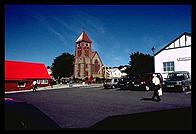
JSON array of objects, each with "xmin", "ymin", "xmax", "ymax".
[
  {"xmin": 126, "ymin": 51, "xmax": 154, "ymax": 76},
  {"xmin": 51, "ymin": 52, "xmax": 74, "ymax": 79}
]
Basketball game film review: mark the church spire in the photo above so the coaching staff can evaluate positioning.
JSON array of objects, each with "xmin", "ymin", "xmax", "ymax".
[{"xmin": 76, "ymin": 31, "xmax": 92, "ymax": 43}]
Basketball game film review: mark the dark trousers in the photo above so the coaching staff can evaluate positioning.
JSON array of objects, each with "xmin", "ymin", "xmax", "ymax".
[
  {"xmin": 152, "ymin": 85, "xmax": 161, "ymax": 101},
  {"xmin": 33, "ymin": 85, "xmax": 37, "ymax": 92}
]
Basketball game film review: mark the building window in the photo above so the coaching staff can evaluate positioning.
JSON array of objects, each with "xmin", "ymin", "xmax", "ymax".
[
  {"xmin": 37, "ymin": 80, "xmax": 41, "ymax": 84},
  {"xmin": 37, "ymin": 80, "xmax": 48, "ymax": 84},
  {"xmin": 163, "ymin": 62, "xmax": 174, "ymax": 72},
  {"xmin": 78, "ymin": 50, "xmax": 82, "ymax": 56},
  {"xmin": 94, "ymin": 59, "xmax": 100, "ymax": 74},
  {"xmin": 41, "ymin": 80, "xmax": 48, "ymax": 84},
  {"xmin": 84, "ymin": 47, "xmax": 89, "ymax": 56},
  {"xmin": 17, "ymin": 82, "xmax": 26, "ymax": 87}
]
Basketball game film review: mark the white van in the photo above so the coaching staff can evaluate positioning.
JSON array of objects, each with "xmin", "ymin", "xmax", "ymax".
[{"xmin": 103, "ymin": 78, "xmax": 119, "ymax": 89}]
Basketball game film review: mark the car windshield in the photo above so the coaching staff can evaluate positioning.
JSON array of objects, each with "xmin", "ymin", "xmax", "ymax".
[
  {"xmin": 105, "ymin": 79, "xmax": 112, "ymax": 82},
  {"xmin": 167, "ymin": 73, "xmax": 185, "ymax": 81}
]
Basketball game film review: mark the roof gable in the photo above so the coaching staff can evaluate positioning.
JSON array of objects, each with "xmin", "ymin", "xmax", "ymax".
[
  {"xmin": 154, "ymin": 32, "xmax": 191, "ymax": 56},
  {"xmin": 5, "ymin": 60, "xmax": 51, "ymax": 80},
  {"xmin": 91, "ymin": 51, "xmax": 103, "ymax": 65},
  {"xmin": 76, "ymin": 31, "xmax": 92, "ymax": 43}
]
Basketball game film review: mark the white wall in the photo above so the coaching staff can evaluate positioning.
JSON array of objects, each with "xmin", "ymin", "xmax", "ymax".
[{"xmin": 155, "ymin": 46, "xmax": 191, "ymax": 79}]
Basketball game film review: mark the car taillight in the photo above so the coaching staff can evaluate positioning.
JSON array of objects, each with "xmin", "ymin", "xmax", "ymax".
[{"xmin": 141, "ymin": 81, "xmax": 145, "ymax": 84}]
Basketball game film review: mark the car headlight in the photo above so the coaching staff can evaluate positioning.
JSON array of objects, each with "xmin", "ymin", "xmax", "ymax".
[
  {"xmin": 176, "ymin": 81, "xmax": 182, "ymax": 85},
  {"xmin": 132, "ymin": 82, "xmax": 134, "ymax": 84}
]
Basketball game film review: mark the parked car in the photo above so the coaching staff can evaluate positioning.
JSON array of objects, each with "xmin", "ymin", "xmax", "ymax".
[
  {"xmin": 118, "ymin": 77, "xmax": 134, "ymax": 90},
  {"xmin": 131, "ymin": 73, "xmax": 163, "ymax": 91},
  {"xmin": 103, "ymin": 78, "xmax": 119, "ymax": 89},
  {"xmin": 162, "ymin": 71, "xmax": 191, "ymax": 92}
]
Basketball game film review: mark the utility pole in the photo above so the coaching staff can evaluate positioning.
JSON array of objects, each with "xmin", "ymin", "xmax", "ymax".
[{"xmin": 151, "ymin": 46, "xmax": 155, "ymax": 73}]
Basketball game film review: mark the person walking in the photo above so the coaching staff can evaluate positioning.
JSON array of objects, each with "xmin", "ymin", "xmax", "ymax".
[
  {"xmin": 87, "ymin": 75, "xmax": 92, "ymax": 85},
  {"xmin": 32, "ymin": 80, "xmax": 38, "ymax": 92},
  {"xmin": 151, "ymin": 74, "xmax": 161, "ymax": 102}
]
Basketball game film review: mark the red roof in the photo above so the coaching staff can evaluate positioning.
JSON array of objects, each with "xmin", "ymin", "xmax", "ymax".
[
  {"xmin": 5, "ymin": 60, "xmax": 51, "ymax": 80},
  {"xmin": 76, "ymin": 32, "xmax": 92, "ymax": 43}
]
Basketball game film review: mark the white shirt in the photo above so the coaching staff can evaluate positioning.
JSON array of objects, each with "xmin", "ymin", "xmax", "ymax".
[
  {"xmin": 33, "ymin": 81, "xmax": 37, "ymax": 85},
  {"xmin": 152, "ymin": 76, "xmax": 160, "ymax": 85}
]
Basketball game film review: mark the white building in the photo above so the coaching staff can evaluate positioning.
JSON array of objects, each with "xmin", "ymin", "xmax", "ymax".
[
  {"xmin": 154, "ymin": 32, "xmax": 191, "ymax": 79},
  {"xmin": 120, "ymin": 67, "xmax": 128, "ymax": 77},
  {"xmin": 106, "ymin": 68, "xmax": 122, "ymax": 78}
]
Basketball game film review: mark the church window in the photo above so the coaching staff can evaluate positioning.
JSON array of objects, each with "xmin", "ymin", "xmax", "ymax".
[
  {"xmin": 78, "ymin": 50, "xmax": 82, "ymax": 56},
  {"xmin": 94, "ymin": 59, "xmax": 100, "ymax": 74},
  {"xmin": 78, "ymin": 64, "xmax": 81, "ymax": 77},
  {"xmin": 84, "ymin": 47, "xmax": 89, "ymax": 56}
]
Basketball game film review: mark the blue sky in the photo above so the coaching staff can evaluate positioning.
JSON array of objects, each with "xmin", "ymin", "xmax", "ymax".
[{"xmin": 5, "ymin": 5, "xmax": 191, "ymax": 67}]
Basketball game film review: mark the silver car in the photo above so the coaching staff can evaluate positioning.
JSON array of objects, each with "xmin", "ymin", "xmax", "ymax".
[{"xmin": 103, "ymin": 78, "xmax": 119, "ymax": 89}]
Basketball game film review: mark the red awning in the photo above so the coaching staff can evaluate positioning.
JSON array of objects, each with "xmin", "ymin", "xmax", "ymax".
[{"xmin": 5, "ymin": 60, "xmax": 51, "ymax": 80}]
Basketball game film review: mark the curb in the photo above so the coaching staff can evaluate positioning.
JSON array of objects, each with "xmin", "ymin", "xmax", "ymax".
[{"xmin": 5, "ymin": 84, "xmax": 103, "ymax": 94}]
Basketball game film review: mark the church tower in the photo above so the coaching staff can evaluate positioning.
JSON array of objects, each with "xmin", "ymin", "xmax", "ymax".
[{"xmin": 74, "ymin": 32, "xmax": 92, "ymax": 79}]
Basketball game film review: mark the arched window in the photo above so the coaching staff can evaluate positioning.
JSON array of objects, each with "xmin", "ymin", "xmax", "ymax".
[
  {"xmin": 78, "ymin": 64, "xmax": 80, "ymax": 77},
  {"xmin": 84, "ymin": 46, "xmax": 89, "ymax": 57},
  {"xmin": 78, "ymin": 50, "xmax": 82, "ymax": 57},
  {"xmin": 77, "ymin": 46, "xmax": 82, "ymax": 57},
  {"xmin": 94, "ymin": 59, "xmax": 100, "ymax": 74}
]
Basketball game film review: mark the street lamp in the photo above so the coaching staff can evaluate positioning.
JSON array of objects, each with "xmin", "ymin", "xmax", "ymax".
[
  {"xmin": 151, "ymin": 46, "xmax": 155, "ymax": 73},
  {"xmin": 151, "ymin": 46, "xmax": 155, "ymax": 55}
]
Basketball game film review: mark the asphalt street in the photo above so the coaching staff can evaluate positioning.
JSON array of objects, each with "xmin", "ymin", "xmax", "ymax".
[{"xmin": 5, "ymin": 86, "xmax": 192, "ymax": 129}]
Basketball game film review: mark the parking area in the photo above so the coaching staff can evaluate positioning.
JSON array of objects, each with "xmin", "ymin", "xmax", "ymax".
[{"xmin": 5, "ymin": 86, "xmax": 191, "ymax": 129}]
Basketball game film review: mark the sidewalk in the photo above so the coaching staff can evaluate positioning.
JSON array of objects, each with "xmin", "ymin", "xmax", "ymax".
[{"xmin": 5, "ymin": 83, "xmax": 103, "ymax": 94}]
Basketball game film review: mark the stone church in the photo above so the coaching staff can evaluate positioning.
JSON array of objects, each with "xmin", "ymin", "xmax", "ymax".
[{"xmin": 74, "ymin": 32, "xmax": 104, "ymax": 79}]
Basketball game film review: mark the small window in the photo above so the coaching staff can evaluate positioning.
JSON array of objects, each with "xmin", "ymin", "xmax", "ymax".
[
  {"xmin": 163, "ymin": 61, "xmax": 174, "ymax": 72},
  {"xmin": 41, "ymin": 80, "xmax": 48, "ymax": 84},
  {"xmin": 17, "ymin": 82, "xmax": 26, "ymax": 87},
  {"xmin": 37, "ymin": 80, "xmax": 41, "ymax": 84},
  {"xmin": 86, "ymin": 43, "xmax": 88, "ymax": 47}
]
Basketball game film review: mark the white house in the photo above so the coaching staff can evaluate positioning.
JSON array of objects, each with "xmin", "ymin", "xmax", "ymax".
[
  {"xmin": 106, "ymin": 68, "xmax": 122, "ymax": 78},
  {"xmin": 154, "ymin": 32, "xmax": 191, "ymax": 79},
  {"xmin": 120, "ymin": 67, "xmax": 128, "ymax": 77}
]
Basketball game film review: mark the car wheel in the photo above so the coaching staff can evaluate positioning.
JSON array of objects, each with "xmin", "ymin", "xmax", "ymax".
[
  {"xmin": 188, "ymin": 85, "xmax": 191, "ymax": 90},
  {"xmin": 112, "ymin": 85, "xmax": 115, "ymax": 89}
]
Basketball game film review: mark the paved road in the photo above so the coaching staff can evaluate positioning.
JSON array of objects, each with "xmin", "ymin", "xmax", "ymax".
[{"xmin": 5, "ymin": 86, "xmax": 191, "ymax": 129}]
